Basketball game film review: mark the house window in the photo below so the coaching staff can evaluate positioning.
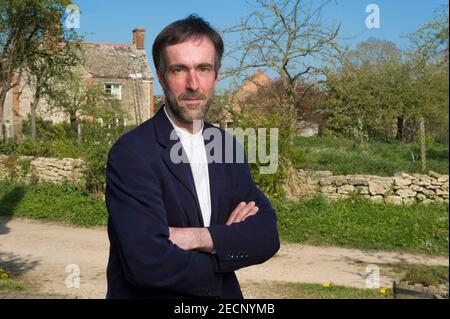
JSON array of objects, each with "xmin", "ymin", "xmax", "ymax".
[{"xmin": 105, "ymin": 84, "xmax": 122, "ymax": 100}]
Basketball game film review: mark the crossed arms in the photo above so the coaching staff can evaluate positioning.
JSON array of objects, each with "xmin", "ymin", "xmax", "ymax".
[{"xmin": 169, "ymin": 201, "xmax": 260, "ymax": 252}]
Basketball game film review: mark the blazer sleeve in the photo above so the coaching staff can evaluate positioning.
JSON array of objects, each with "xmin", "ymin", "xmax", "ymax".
[
  {"xmin": 105, "ymin": 140, "xmax": 223, "ymax": 297},
  {"xmin": 207, "ymin": 142, "xmax": 281, "ymax": 273}
]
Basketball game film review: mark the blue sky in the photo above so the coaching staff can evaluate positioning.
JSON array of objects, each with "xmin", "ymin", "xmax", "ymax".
[{"xmin": 73, "ymin": 0, "xmax": 448, "ymax": 94}]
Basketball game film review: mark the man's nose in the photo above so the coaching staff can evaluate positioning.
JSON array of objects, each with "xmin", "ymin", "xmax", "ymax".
[{"xmin": 186, "ymin": 70, "xmax": 199, "ymax": 91}]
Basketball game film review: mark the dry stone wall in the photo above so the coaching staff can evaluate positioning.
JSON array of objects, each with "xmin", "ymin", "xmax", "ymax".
[
  {"xmin": 289, "ymin": 170, "xmax": 449, "ymax": 205},
  {"xmin": 0, "ymin": 155, "xmax": 85, "ymax": 184},
  {"xmin": 1, "ymin": 154, "xmax": 448, "ymax": 205}
]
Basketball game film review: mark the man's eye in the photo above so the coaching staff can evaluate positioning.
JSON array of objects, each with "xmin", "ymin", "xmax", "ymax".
[
  {"xmin": 172, "ymin": 68, "xmax": 183, "ymax": 73},
  {"xmin": 200, "ymin": 67, "xmax": 211, "ymax": 72}
]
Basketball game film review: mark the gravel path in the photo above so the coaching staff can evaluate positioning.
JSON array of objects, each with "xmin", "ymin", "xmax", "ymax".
[{"xmin": 0, "ymin": 217, "xmax": 448, "ymax": 298}]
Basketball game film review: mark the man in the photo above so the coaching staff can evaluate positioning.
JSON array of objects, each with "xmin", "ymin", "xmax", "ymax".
[{"xmin": 105, "ymin": 14, "xmax": 280, "ymax": 299}]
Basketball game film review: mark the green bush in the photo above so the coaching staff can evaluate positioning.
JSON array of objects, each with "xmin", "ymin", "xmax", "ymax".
[{"xmin": 0, "ymin": 116, "xmax": 135, "ymax": 195}]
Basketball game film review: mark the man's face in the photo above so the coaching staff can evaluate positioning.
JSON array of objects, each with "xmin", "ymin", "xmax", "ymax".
[{"xmin": 158, "ymin": 36, "xmax": 219, "ymax": 124}]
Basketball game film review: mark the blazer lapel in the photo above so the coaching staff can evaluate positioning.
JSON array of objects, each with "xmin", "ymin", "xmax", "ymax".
[{"xmin": 154, "ymin": 107, "xmax": 204, "ymax": 227}]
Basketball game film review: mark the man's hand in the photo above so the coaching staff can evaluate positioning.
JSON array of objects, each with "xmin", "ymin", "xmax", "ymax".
[
  {"xmin": 226, "ymin": 201, "xmax": 259, "ymax": 225},
  {"xmin": 169, "ymin": 227, "xmax": 214, "ymax": 253}
]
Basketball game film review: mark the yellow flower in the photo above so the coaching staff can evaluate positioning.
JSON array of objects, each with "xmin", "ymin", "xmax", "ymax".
[
  {"xmin": 322, "ymin": 282, "xmax": 334, "ymax": 288},
  {"xmin": 1, "ymin": 273, "xmax": 8, "ymax": 279},
  {"xmin": 379, "ymin": 288, "xmax": 388, "ymax": 295}
]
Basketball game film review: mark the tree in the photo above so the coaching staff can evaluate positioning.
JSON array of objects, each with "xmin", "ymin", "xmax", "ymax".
[
  {"xmin": 25, "ymin": 30, "xmax": 81, "ymax": 141},
  {"xmin": 46, "ymin": 68, "xmax": 121, "ymax": 142},
  {"xmin": 321, "ymin": 38, "xmax": 409, "ymax": 141},
  {"xmin": 405, "ymin": 4, "xmax": 449, "ymax": 170},
  {"xmin": 0, "ymin": 0, "xmax": 78, "ymax": 139},
  {"xmin": 224, "ymin": 0, "xmax": 341, "ymax": 143}
]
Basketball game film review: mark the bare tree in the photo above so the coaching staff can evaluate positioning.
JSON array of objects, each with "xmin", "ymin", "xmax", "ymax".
[{"xmin": 224, "ymin": 0, "xmax": 341, "ymax": 141}]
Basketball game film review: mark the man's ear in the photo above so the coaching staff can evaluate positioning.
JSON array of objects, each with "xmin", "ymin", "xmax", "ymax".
[
  {"xmin": 157, "ymin": 72, "xmax": 165, "ymax": 89},
  {"xmin": 215, "ymin": 69, "xmax": 220, "ymax": 83}
]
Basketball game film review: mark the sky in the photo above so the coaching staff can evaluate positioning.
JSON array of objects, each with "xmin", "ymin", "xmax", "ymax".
[{"xmin": 72, "ymin": 0, "xmax": 448, "ymax": 95}]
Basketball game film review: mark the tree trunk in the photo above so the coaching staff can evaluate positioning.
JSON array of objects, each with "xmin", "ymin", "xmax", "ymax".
[
  {"xmin": 419, "ymin": 116, "xmax": 426, "ymax": 172},
  {"xmin": 404, "ymin": 118, "xmax": 416, "ymax": 144},
  {"xmin": 0, "ymin": 92, "xmax": 6, "ymax": 141},
  {"xmin": 30, "ymin": 93, "xmax": 40, "ymax": 141},
  {"xmin": 70, "ymin": 113, "xmax": 78, "ymax": 139},
  {"xmin": 396, "ymin": 116, "xmax": 404, "ymax": 141}
]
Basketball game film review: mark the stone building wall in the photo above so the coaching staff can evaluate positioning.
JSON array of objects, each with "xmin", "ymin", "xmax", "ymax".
[
  {"xmin": 287, "ymin": 169, "xmax": 449, "ymax": 205},
  {"xmin": 91, "ymin": 77, "xmax": 153, "ymax": 125},
  {"xmin": 0, "ymin": 155, "xmax": 85, "ymax": 184}
]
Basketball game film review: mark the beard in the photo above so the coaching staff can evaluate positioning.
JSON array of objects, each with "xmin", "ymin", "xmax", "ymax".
[{"xmin": 163, "ymin": 86, "xmax": 213, "ymax": 124}]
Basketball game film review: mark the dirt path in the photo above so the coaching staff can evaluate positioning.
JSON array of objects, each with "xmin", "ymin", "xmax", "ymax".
[{"xmin": 0, "ymin": 218, "xmax": 448, "ymax": 298}]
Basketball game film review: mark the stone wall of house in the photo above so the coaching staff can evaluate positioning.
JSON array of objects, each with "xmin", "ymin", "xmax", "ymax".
[
  {"xmin": 92, "ymin": 77, "xmax": 153, "ymax": 125},
  {"xmin": 0, "ymin": 155, "xmax": 86, "ymax": 184},
  {"xmin": 289, "ymin": 169, "xmax": 449, "ymax": 205}
]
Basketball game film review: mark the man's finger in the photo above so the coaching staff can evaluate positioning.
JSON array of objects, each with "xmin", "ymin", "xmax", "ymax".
[
  {"xmin": 227, "ymin": 201, "xmax": 256, "ymax": 225},
  {"xmin": 234, "ymin": 205, "xmax": 258, "ymax": 223},
  {"xmin": 242, "ymin": 206, "xmax": 259, "ymax": 222},
  {"xmin": 226, "ymin": 201, "xmax": 246, "ymax": 225}
]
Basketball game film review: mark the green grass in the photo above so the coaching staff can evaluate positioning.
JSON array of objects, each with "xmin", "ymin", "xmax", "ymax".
[
  {"xmin": 272, "ymin": 194, "xmax": 449, "ymax": 256},
  {"xmin": 0, "ymin": 180, "xmax": 107, "ymax": 227},
  {"xmin": 241, "ymin": 281, "xmax": 393, "ymax": 299},
  {"xmin": 356, "ymin": 263, "xmax": 448, "ymax": 287},
  {"xmin": 397, "ymin": 265, "xmax": 448, "ymax": 287},
  {"xmin": 0, "ymin": 267, "xmax": 25, "ymax": 292},
  {"xmin": 293, "ymin": 136, "xmax": 449, "ymax": 175},
  {"xmin": 0, "ymin": 279, "xmax": 25, "ymax": 292}
]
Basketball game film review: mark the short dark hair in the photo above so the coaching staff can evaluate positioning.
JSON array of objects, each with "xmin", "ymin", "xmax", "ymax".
[{"xmin": 152, "ymin": 14, "xmax": 224, "ymax": 78}]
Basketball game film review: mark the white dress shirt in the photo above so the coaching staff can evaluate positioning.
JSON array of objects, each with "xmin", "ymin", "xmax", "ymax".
[{"xmin": 164, "ymin": 107, "xmax": 212, "ymax": 227}]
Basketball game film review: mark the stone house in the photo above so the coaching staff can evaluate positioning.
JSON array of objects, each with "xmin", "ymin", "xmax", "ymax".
[{"xmin": 1, "ymin": 28, "xmax": 154, "ymax": 138}]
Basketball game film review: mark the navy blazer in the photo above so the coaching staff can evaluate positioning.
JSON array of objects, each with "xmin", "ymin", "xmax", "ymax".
[{"xmin": 105, "ymin": 106, "xmax": 280, "ymax": 299}]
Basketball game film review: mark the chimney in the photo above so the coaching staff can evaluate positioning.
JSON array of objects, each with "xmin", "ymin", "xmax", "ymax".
[{"xmin": 132, "ymin": 28, "xmax": 145, "ymax": 50}]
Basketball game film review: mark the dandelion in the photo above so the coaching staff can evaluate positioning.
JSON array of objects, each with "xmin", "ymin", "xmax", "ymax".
[
  {"xmin": 379, "ymin": 288, "xmax": 388, "ymax": 295},
  {"xmin": 1, "ymin": 273, "xmax": 8, "ymax": 279},
  {"xmin": 322, "ymin": 282, "xmax": 334, "ymax": 288}
]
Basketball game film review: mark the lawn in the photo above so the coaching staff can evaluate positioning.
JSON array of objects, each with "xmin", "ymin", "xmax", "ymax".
[
  {"xmin": 293, "ymin": 136, "xmax": 449, "ymax": 176},
  {"xmin": 272, "ymin": 195, "xmax": 449, "ymax": 255},
  {"xmin": 240, "ymin": 281, "xmax": 393, "ymax": 299}
]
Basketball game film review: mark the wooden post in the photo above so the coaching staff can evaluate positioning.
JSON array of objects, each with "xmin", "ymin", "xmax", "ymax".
[{"xmin": 419, "ymin": 116, "xmax": 426, "ymax": 172}]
